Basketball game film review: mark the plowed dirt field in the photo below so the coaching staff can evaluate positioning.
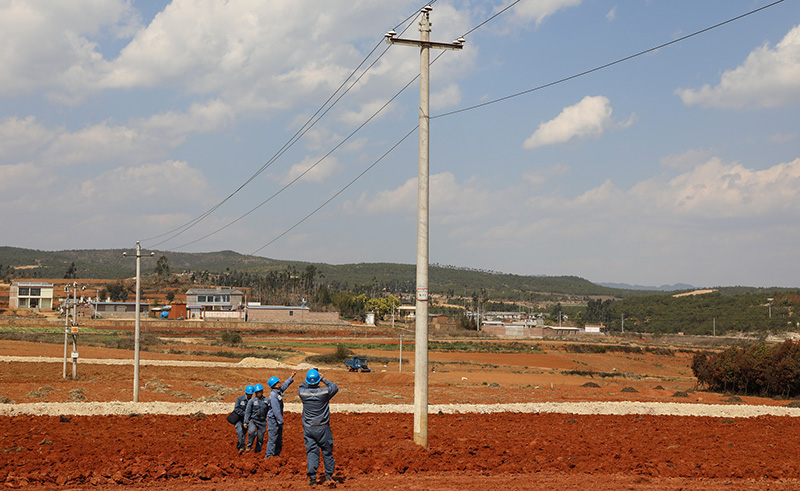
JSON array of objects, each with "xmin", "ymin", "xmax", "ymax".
[{"xmin": 2, "ymin": 337, "xmax": 800, "ymax": 489}]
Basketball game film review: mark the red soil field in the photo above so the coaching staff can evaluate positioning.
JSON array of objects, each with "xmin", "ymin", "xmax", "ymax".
[
  {"xmin": 3, "ymin": 338, "xmax": 800, "ymax": 489},
  {"xmin": 3, "ymin": 412, "xmax": 800, "ymax": 490}
]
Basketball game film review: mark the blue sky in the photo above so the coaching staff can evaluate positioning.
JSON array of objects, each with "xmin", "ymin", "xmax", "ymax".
[{"xmin": 1, "ymin": 0, "xmax": 799, "ymax": 288}]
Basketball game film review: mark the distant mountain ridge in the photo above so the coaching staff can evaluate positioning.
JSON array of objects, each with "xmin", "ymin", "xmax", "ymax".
[
  {"xmin": 598, "ymin": 282, "xmax": 695, "ymax": 292},
  {"xmin": 0, "ymin": 245, "xmax": 685, "ymax": 299}
]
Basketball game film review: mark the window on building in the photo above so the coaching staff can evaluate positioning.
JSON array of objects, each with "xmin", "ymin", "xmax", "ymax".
[
  {"xmin": 19, "ymin": 288, "xmax": 30, "ymax": 296},
  {"xmin": 289, "ymin": 311, "xmax": 294, "ymax": 316},
  {"xmin": 30, "ymin": 288, "xmax": 41, "ymax": 296}
]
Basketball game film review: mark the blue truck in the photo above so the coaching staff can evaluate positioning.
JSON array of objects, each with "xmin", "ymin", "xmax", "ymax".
[{"xmin": 345, "ymin": 356, "xmax": 371, "ymax": 372}]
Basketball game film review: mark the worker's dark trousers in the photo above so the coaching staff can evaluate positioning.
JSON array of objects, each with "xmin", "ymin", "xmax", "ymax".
[
  {"xmin": 303, "ymin": 425, "xmax": 335, "ymax": 477},
  {"xmin": 265, "ymin": 420, "xmax": 283, "ymax": 457},
  {"xmin": 247, "ymin": 420, "xmax": 266, "ymax": 452},
  {"xmin": 234, "ymin": 420, "xmax": 246, "ymax": 450}
]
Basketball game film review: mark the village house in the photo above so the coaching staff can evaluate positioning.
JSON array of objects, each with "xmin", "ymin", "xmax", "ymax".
[{"xmin": 9, "ymin": 282, "xmax": 54, "ymax": 310}]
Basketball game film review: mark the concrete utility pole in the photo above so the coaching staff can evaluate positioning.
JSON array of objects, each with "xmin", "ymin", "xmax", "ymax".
[
  {"xmin": 71, "ymin": 282, "xmax": 78, "ymax": 379},
  {"xmin": 123, "ymin": 242, "xmax": 153, "ymax": 402},
  {"xmin": 62, "ymin": 285, "xmax": 71, "ymax": 379},
  {"xmin": 386, "ymin": 6, "xmax": 463, "ymax": 449}
]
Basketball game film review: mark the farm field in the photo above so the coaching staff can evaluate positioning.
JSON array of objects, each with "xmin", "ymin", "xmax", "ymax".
[{"xmin": 2, "ymin": 328, "xmax": 800, "ymax": 489}]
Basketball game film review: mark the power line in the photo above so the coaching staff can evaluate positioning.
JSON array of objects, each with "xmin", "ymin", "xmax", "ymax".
[
  {"xmin": 435, "ymin": 0, "xmax": 785, "ymax": 120},
  {"xmin": 165, "ymin": 0, "xmax": 522, "ymax": 252},
  {"xmin": 250, "ymin": 126, "xmax": 419, "ymax": 255},
  {"xmin": 170, "ymin": 72, "xmax": 422, "ymax": 252},
  {"xmin": 461, "ymin": 0, "xmax": 521, "ymax": 38},
  {"xmin": 244, "ymin": 0, "xmax": 784, "ymax": 256},
  {"xmin": 142, "ymin": 2, "xmax": 436, "ymax": 248}
]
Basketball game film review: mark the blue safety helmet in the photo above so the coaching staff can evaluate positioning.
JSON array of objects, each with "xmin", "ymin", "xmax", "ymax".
[
  {"xmin": 306, "ymin": 368, "xmax": 321, "ymax": 385},
  {"xmin": 254, "ymin": 383, "xmax": 264, "ymax": 392},
  {"xmin": 245, "ymin": 384, "xmax": 254, "ymax": 395},
  {"xmin": 267, "ymin": 376, "xmax": 280, "ymax": 389}
]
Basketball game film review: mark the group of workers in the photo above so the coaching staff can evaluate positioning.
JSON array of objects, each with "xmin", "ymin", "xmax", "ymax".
[{"xmin": 231, "ymin": 369, "xmax": 339, "ymax": 487}]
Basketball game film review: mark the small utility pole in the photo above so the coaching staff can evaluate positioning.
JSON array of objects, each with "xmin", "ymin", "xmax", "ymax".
[
  {"xmin": 71, "ymin": 281, "xmax": 78, "ymax": 327},
  {"xmin": 386, "ymin": 5, "xmax": 463, "ymax": 449},
  {"xmin": 399, "ymin": 334, "xmax": 403, "ymax": 373},
  {"xmin": 62, "ymin": 285, "xmax": 70, "ymax": 379},
  {"xmin": 71, "ymin": 324, "xmax": 78, "ymax": 380},
  {"xmin": 123, "ymin": 242, "xmax": 153, "ymax": 402},
  {"xmin": 71, "ymin": 282, "xmax": 78, "ymax": 379}
]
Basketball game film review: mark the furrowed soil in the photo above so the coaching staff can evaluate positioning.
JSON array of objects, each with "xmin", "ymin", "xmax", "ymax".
[{"xmin": 2, "ymin": 335, "xmax": 800, "ymax": 490}]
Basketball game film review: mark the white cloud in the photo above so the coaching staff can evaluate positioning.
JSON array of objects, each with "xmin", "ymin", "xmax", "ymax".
[
  {"xmin": 96, "ymin": 0, "xmax": 448, "ymax": 117},
  {"xmin": 279, "ymin": 156, "xmax": 342, "ymax": 185},
  {"xmin": 606, "ymin": 7, "xmax": 617, "ymax": 22},
  {"xmin": 79, "ymin": 160, "xmax": 209, "ymax": 212},
  {"xmin": 42, "ymin": 121, "xmax": 164, "ymax": 168},
  {"xmin": 342, "ymin": 137, "xmax": 368, "ymax": 154},
  {"xmin": 347, "ymin": 177, "xmax": 416, "ymax": 214},
  {"xmin": 523, "ymin": 95, "xmax": 627, "ymax": 149},
  {"xmin": 1, "ymin": 100, "xmax": 234, "ymax": 172},
  {"xmin": 337, "ymin": 100, "xmax": 393, "ymax": 126},
  {"xmin": 770, "ymin": 132, "xmax": 796, "ymax": 144},
  {"xmin": 660, "ymin": 148, "xmax": 715, "ymax": 171},
  {"xmin": 0, "ymin": 162, "xmax": 51, "ymax": 194},
  {"xmin": 453, "ymin": 156, "xmax": 800, "ymax": 286},
  {"xmin": 639, "ymin": 157, "xmax": 800, "ymax": 218},
  {"xmin": 677, "ymin": 24, "xmax": 800, "ymax": 109},
  {"xmin": 522, "ymin": 164, "xmax": 569, "ymax": 186},
  {"xmin": 0, "ymin": 0, "xmax": 139, "ymax": 97},
  {"xmin": 343, "ymin": 172, "xmax": 493, "ymax": 223},
  {"xmin": 431, "ymin": 84, "xmax": 462, "ymax": 111},
  {"xmin": 516, "ymin": 157, "xmax": 800, "ymax": 222},
  {"xmin": 138, "ymin": 99, "xmax": 236, "ymax": 139},
  {"xmin": 512, "ymin": 0, "xmax": 583, "ymax": 26},
  {"xmin": 0, "ymin": 117, "xmax": 57, "ymax": 161}
]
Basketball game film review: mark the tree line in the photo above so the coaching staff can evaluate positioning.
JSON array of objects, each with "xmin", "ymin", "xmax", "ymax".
[{"xmin": 692, "ymin": 340, "xmax": 800, "ymax": 398}]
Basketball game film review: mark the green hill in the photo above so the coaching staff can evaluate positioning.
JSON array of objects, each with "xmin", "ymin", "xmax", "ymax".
[
  {"xmin": 4, "ymin": 246, "xmax": 786, "ymax": 301},
  {"xmin": 0, "ymin": 245, "xmax": 641, "ymax": 298}
]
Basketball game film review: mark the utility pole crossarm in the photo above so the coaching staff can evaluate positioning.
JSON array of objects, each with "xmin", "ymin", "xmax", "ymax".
[{"xmin": 386, "ymin": 37, "xmax": 464, "ymax": 51}]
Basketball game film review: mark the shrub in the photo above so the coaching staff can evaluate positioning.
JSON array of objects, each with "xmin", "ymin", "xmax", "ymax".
[
  {"xmin": 221, "ymin": 330, "xmax": 242, "ymax": 346},
  {"xmin": 692, "ymin": 340, "xmax": 800, "ymax": 398}
]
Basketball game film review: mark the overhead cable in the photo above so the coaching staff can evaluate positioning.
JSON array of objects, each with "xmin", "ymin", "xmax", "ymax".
[
  {"xmin": 246, "ymin": 0, "xmax": 784, "ymax": 255},
  {"xmin": 142, "ymin": 1, "xmax": 437, "ymax": 248},
  {"xmin": 435, "ymin": 0, "xmax": 785, "ymax": 120}
]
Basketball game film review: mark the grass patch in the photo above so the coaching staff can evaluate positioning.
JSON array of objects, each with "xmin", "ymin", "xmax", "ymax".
[
  {"xmin": 428, "ymin": 341, "xmax": 543, "ymax": 354},
  {"xmin": 103, "ymin": 333, "xmax": 164, "ymax": 350},
  {"xmin": 561, "ymin": 369, "xmax": 627, "ymax": 378},
  {"xmin": 562, "ymin": 343, "xmax": 675, "ymax": 357},
  {"xmin": 306, "ymin": 344, "xmax": 353, "ymax": 365},
  {"xmin": 163, "ymin": 348, "xmax": 290, "ymax": 360}
]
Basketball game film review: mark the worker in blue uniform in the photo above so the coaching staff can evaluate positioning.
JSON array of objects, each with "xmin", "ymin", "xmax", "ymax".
[
  {"xmin": 265, "ymin": 371, "xmax": 296, "ymax": 458},
  {"xmin": 298, "ymin": 369, "xmax": 338, "ymax": 486},
  {"xmin": 243, "ymin": 383, "xmax": 267, "ymax": 453},
  {"xmin": 233, "ymin": 384, "xmax": 255, "ymax": 451}
]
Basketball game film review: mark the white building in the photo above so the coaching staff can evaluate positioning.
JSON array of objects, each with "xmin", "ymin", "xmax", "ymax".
[{"xmin": 9, "ymin": 282, "xmax": 54, "ymax": 310}]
